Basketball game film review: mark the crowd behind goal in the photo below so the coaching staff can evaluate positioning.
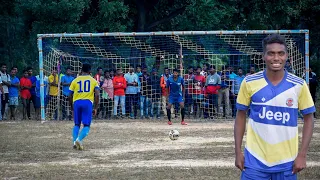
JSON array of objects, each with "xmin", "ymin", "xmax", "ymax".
[{"xmin": 0, "ymin": 60, "xmax": 317, "ymax": 121}]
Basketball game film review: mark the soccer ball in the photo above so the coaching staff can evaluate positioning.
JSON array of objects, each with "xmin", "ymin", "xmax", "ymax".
[{"xmin": 169, "ymin": 130, "xmax": 179, "ymax": 140}]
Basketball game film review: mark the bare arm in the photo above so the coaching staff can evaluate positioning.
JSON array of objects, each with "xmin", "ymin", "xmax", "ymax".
[
  {"xmin": 293, "ymin": 113, "xmax": 314, "ymax": 174},
  {"xmin": 234, "ymin": 109, "xmax": 247, "ymax": 171},
  {"xmin": 69, "ymin": 92, "xmax": 74, "ymax": 110},
  {"xmin": 94, "ymin": 89, "xmax": 100, "ymax": 110}
]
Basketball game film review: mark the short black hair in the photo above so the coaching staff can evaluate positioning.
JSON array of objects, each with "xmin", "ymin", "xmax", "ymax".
[
  {"xmin": 26, "ymin": 67, "xmax": 33, "ymax": 71},
  {"xmin": 82, "ymin": 64, "xmax": 91, "ymax": 73},
  {"xmin": 196, "ymin": 66, "xmax": 202, "ymax": 70},
  {"xmin": 210, "ymin": 65, "xmax": 216, "ymax": 69},
  {"xmin": 0, "ymin": 63, "xmax": 6, "ymax": 67},
  {"xmin": 104, "ymin": 69, "xmax": 109, "ymax": 74},
  {"xmin": 66, "ymin": 66, "xmax": 71, "ymax": 71},
  {"xmin": 262, "ymin": 34, "xmax": 287, "ymax": 53},
  {"xmin": 97, "ymin": 67, "xmax": 103, "ymax": 71},
  {"xmin": 23, "ymin": 69, "xmax": 28, "ymax": 73},
  {"xmin": 204, "ymin": 63, "xmax": 210, "ymax": 67},
  {"xmin": 173, "ymin": 68, "xmax": 179, "ymax": 73},
  {"xmin": 238, "ymin": 67, "xmax": 243, "ymax": 70},
  {"xmin": 188, "ymin": 66, "xmax": 193, "ymax": 70},
  {"xmin": 136, "ymin": 65, "xmax": 141, "ymax": 68}
]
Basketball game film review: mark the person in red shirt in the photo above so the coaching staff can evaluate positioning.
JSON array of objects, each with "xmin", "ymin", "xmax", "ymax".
[
  {"xmin": 20, "ymin": 69, "xmax": 32, "ymax": 120},
  {"xmin": 112, "ymin": 69, "xmax": 127, "ymax": 118},
  {"xmin": 192, "ymin": 66, "xmax": 206, "ymax": 118}
]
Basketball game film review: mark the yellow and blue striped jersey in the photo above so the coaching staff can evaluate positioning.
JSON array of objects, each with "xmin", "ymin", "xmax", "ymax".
[
  {"xmin": 237, "ymin": 70, "xmax": 315, "ymax": 172},
  {"xmin": 69, "ymin": 75, "xmax": 99, "ymax": 103}
]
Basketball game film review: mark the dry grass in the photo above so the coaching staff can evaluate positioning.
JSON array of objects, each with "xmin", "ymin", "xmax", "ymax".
[{"xmin": 0, "ymin": 119, "xmax": 320, "ymax": 180}]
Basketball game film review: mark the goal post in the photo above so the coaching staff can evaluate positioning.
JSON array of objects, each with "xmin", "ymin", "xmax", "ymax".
[{"xmin": 37, "ymin": 30, "xmax": 309, "ymax": 121}]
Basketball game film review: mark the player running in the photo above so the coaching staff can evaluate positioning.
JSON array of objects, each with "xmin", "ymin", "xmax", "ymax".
[
  {"xmin": 234, "ymin": 34, "xmax": 315, "ymax": 179},
  {"xmin": 69, "ymin": 64, "xmax": 100, "ymax": 150},
  {"xmin": 166, "ymin": 68, "xmax": 187, "ymax": 125}
]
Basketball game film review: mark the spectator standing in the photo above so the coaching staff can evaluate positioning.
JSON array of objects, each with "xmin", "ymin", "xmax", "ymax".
[
  {"xmin": 205, "ymin": 65, "xmax": 221, "ymax": 119},
  {"xmin": 101, "ymin": 70, "xmax": 114, "ymax": 119},
  {"xmin": 113, "ymin": 69, "xmax": 126, "ymax": 118},
  {"xmin": 124, "ymin": 66, "xmax": 139, "ymax": 119},
  {"xmin": 48, "ymin": 68, "xmax": 59, "ymax": 120},
  {"xmin": 230, "ymin": 68, "xmax": 245, "ymax": 117},
  {"xmin": 27, "ymin": 67, "xmax": 37, "ymax": 118},
  {"xmin": 61, "ymin": 67, "xmax": 75, "ymax": 120},
  {"xmin": 8, "ymin": 68, "xmax": 19, "ymax": 120},
  {"xmin": 148, "ymin": 69, "xmax": 161, "ymax": 119},
  {"xmin": 0, "ymin": 63, "xmax": 11, "ymax": 120},
  {"xmin": 20, "ymin": 70, "xmax": 32, "ymax": 120}
]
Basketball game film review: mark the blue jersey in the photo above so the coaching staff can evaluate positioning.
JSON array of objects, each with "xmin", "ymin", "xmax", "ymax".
[
  {"xmin": 9, "ymin": 76, "xmax": 20, "ymax": 97},
  {"xmin": 237, "ymin": 71, "xmax": 315, "ymax": 173},
  {"xmin": 61, "ymin": 75, "xmax": 75, "ymax": 96},
  {"xmin": 166, "ymin": 76, "xmax": 184, "ymax": 97}
]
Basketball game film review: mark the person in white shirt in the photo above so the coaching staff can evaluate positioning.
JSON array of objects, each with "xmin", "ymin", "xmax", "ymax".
[{"xmin": 0, "ymin": 63, "xmax": 11, "ymax": 120}]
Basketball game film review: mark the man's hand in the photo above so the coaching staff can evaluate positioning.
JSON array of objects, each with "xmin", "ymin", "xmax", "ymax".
[
  {"xmin": 92, "ymin": 109, "xmax": 97, "ymax": 116},
  {"xmin": 235, "ymin": 152, "xmax": 245, "ymax": 171},
  {"xmin": 293, "ymin": 153, "xmax": 307, "ymax": 174}
]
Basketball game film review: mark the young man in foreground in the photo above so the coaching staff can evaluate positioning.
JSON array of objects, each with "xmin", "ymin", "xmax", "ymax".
[
  {"xmin": 69, "ymin": 64, "xmax": 100, "ymax": 150},
  {"xmin": 234, "ymin": 34, "xmax": 315, "ymax": 179}
]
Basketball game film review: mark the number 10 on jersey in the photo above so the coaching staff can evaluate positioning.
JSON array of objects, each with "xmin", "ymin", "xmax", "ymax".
[{"xmin": 77, "ymin": 80, "xmax": 91, "ymax": 93}]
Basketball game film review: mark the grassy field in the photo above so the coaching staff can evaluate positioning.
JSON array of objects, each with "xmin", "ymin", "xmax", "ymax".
[{"xmin": 0, "ymin": 119, "xmax": 320, "ymax": 180}]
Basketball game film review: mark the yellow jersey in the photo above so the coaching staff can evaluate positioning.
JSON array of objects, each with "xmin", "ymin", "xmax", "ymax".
[
  {"xmin": 69, "ymin": 75, "xmax": 99, "ymax": 103},
  {"xmin": 48, "ymin": 74, "xmax": 59, "ymax": 96},
  {"xmin": 237, "ymin": 71, "xmax": 315, "ymax": 172}
]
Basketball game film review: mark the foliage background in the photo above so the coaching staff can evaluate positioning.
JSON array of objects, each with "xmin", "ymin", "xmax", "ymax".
[{"xmin": 1, "ymin": 0, "xmax": 320, "ymax": 75}]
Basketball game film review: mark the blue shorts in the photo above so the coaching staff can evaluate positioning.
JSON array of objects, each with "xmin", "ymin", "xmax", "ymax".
[
  {"xmin": 9, "ymin": 97, "xmax": 19, "ymax": 106},
  {"xmin": 241, "ymin": 168, "xmax": 297, "ymax": 180},
  {"xmin": 169, "ymin": 95, "xmax": 184, "ymax": 104},
  {"xmin": 74, "ymin": 100, "xmax": 93, "ymax": 126}
]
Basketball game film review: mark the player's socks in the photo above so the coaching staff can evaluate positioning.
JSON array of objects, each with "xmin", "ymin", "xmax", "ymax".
[
  {"xmin": 181, "ymin": 108, "xmax": 185, "ymax": 121},
  {"xmin": 167, "ymin": 108, "xmax": 171, "ymax": 121},
  {"xmin": 73, "ymin": 125, "xmax": 80, "ymax": 143},
  {"xmin": 78, "ymin": 126, "xmax": 90, "ymax": 142}
]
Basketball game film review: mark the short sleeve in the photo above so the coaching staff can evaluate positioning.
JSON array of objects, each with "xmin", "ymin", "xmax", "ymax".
[
  {"xmin": 48, "ymin": 76, "xmax": 53, "ymax": 83},
  {"xmin": 217, "ymin": 76, "xmax": 221, "ymax": 84},
  {"xmin": 93, "ymin": 79, "xmax": 99, "ymax": 90},
  {"xmin": 299, "ymin": 81, "xmax": 316, "ymax": 115},
  {"xmin": 69, "ymin": 80, "xmax": 75, "ymax": 92},
  {"xmin": 236, "ymin": 79, "xmax": 251, "ymax": 110},
  {"xmin": 166, "ymin": 80, "xmax": 170, "ymax": 88}
]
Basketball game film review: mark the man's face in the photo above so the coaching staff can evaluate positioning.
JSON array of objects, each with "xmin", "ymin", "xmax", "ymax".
[
  {"xmin": 136, "ymin": 67, "xmax": 141, "ymax": 73},
  {"xmin": 10, "ymin": 70, "xmax": 16, "ymax": 76},
  {"xmin": 98, "ymin": 69, "xmax": 103, "ymax": 75},
  {"xmin": 209, "ymin": 68, "xmax": 214, "ymax": 74},
  {"xmin": 110, "ymin": 71, "xmax": 114, "ymax": 76},
  {"xmin": 164, "ymin": 69, "xmax": 169, "ymax": 75},
  {"xmin": 250, "ymin": 67, "xmax": 255, "ymax": 74},
  {"xmin": 13, "ymin": 68, "xmax": 17, "ymax": 73},
  {"xmin": 173, "ymin": 71, "xmax": 178, "ymax": 77},
  {"xmin": 52, "ymin": 70, "xmax": 57, "ymax": 76},
  {"xmin": 1, "ymin": 65, "xmax": 7, "ymax": 72},
  {"xmin": 129, "ymin": 67, "xmax": 134, "ymax": 73},
  {"xmin": 66, "ymin": 69, "xmax": 72, "ymax": 75},
  {"xmin": 142, "ymin": 68, "xmax": 147, "ymax": 74},
  {"xmin": 229, "ymin": 67, "xmax": 234, "ymax": 72},
  {"xmin": 263, "ymin": 43, "xmax": 288, "ymax": 72},
  {"xmin": 203, "ymin": 65, "xmax": 207, "ymax": 71},
  {"xmin": 28, "ymin": 69, "xmax": 33, "ymax": 76},
  {"xmin": 238, "ymin": 69, "xmax": 243, "ymax": 76},
  {"xmin": 24, "ymin": 72, "xmax": 28, "ymax": 78},
  {"xmin": 196, "ymin": 68, "xmax": 201, "ymax": 74},
  {"xmin": 188, "ymin": 68, "xmax": 193, "ymax": 74},
  {"xmin": 117, "ymin": 70, "xmax": 123, "ymax": 76},
  {"xmin": 105, "ymin": 72, "xmax": 110, "ymax": 78}
]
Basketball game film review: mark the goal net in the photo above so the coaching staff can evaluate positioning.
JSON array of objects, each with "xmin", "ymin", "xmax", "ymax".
[{"xmin": 38, "ymin": 30, "xmax": 309, "ymax": 121}]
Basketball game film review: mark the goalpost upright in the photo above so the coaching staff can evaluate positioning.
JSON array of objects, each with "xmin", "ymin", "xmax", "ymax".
[{"xmin": 37, "ymin": 30, "xmax": 309, "ymax": 121}]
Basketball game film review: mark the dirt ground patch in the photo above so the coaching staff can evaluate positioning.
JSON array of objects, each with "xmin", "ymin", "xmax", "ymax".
[{"xmin": 0, "ymin": 120, "xmax": 320, "ymax": 180}]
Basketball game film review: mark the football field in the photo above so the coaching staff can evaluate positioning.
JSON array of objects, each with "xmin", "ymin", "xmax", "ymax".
[{"xmin": 1, "ymin": 119, "xmax": 320, "ymax": 180}]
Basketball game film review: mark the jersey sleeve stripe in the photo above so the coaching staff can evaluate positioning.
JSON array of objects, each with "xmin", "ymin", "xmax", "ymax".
[
  {"xmin": 236, "ymin": 103, "xmax": 249, "ymax": 110},
  {"xmin": 300, "ymin": 106, "xmax": 316, "ymax": 115}
]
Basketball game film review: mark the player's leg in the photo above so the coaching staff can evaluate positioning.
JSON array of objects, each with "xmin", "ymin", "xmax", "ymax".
[
  {"xmin": 241, "ymin": 168, "xmax": 271, "ymax": 180},
  {"xmin": 271, "ymin": 170, "xmax": 297, "ymax": 180},
  {"xmin": 72, "ymin": 101, "xmax": 81, "ymax": 149},
  {"xmin": 120, "ymin": 95, "xmax": 125, "ymax": 117},
  {"xmin": 167, "ymin": 101, "xmax": 173, "ymax": 125},
  {"xmin": 179, "ymin": 96, "xmax": 187, "ymax": 125},
  {"xmin": 76, "ymin": 100, "xmax": 93, "ymax": 150},
  {"xmin": 113, "ymin": 96, "xmax": 119, "ymax": 118}
]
